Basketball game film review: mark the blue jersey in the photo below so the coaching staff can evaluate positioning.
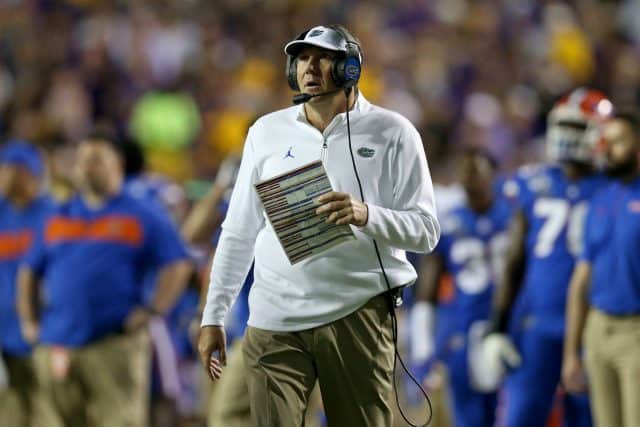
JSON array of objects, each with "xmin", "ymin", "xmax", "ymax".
[
  {"xmin": 125, "ymin": 173, "xmax": 187, "ymax": 304},
  {"xmin": 0, "ymin": 196, "xmax": 55, "ymax": 355},
  {"xmin": 125, "ymin": 174, "xmax": 174, "ymax": 210},
  {"xmin": 435, "ymin": 195, "xmax": 512, "ymax": 334},
  {"xmin": 506, "ymin": 164, "xmax": 605, "ymax": 336},
  {"xmin": 23, "ymin": 191, "xmax": 188, "ymax": 346},
  {"xmin": 582, "ymin": 178, "xmax": 640, "ymax": 315},
  {"xmin": 431, "ymin": 195, "xmax": 510, "ymax": 427}
]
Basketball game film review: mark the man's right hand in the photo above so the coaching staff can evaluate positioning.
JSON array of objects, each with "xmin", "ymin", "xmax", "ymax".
[
  {"xmin": 562, "ymin": 353, "xmax": 588, "ymax": 393},
  {"xmin": 198, "ymin": 325, "xmax": 227, "ymax": 381}
]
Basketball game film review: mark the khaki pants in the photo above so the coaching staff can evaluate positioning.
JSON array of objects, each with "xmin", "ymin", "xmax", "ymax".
[
  {"xmin": 243, "ymin": 293, "xmax": 394, "ymax": 427},
  {"xmin": 584, "ymin": 308, "xmax": 640, "ymax": 427},
  {"xmin": 208, "ymin": 339, "xmax": 325, "ymax": 427},
  {"xmin": 0, "ymin": 353, "xmax": 39, "ymax": 427},
  {"xmin": 33, "ymin": 330, "xmax": 151, "ymax": 427}
]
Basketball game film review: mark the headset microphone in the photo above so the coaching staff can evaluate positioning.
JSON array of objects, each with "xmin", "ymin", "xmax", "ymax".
[{"xmin": 292, "ymin": 88, "xmax": 343, "ymax": 105}]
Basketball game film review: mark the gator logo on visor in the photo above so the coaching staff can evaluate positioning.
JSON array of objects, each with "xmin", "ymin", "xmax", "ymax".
[
  {"xmin": 308, "ymin": 29, "xmax": 324, "ymax": 37},
  {"xmin": 357, "ymin": 147, "xmax": 375, "ymax": 158}
]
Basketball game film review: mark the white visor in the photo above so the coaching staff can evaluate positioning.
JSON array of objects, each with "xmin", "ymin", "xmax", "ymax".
[{"xmin": 284, "ymin": 26, "xmax": 349, "ymax": 56}]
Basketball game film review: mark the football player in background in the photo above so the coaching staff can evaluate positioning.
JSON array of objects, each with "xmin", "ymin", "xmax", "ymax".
[
  {"xmin": 412, "ymin": 148, "xmax": 511, "ymax": 427},
  {"xmin": 483, "ymin": 88, "xmax": 613, "ymax": 427}
]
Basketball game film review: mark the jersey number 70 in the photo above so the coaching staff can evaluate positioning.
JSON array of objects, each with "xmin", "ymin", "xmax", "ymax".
[{"xmin": 533, "ymin": 198, "xmax": 588, "ymax": 258}]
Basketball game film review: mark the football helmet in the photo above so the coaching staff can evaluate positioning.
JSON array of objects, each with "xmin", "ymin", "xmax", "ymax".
[{"xmin": 546, "ymin": 88, "xmax": 613, "ymax": 165}]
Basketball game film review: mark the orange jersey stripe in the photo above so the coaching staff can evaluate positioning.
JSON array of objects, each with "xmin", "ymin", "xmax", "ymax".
[
  {"xmin": 45, "ymin": 218, "xmax": 86, "ymax": 244},
  {"xmin": 0, "ymin": 231, "xmax": 33, "ymax": 260},
  {"xmin": 87, "ymin": 216, "xmax": 143, "ymax": 246},
  {"xmin": 45, "ymin": 215, "xmax": 143, "ymax": 246}
]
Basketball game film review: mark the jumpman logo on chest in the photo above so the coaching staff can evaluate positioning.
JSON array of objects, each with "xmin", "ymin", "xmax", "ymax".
[{"xmin": 283, "ymin": 146, "xmax": 295, "ymax": 159}]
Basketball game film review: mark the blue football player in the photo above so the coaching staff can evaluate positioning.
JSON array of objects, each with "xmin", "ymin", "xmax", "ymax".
[
  {"xmin": 483, "ymin": 88, "xmax": 613, "ymax": 427},
  {"xmin": 413, "ymin": 148, "xmax": 511, "ymax": 427}
]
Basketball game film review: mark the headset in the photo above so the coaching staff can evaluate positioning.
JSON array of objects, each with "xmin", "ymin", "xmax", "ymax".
[
  {"xmin": 286, "ymin": 25, "xmax": 432, "ymax": 427},
  {"xmin": 286, "ymin": 25, "xmax": 362, "ymax": 92}
]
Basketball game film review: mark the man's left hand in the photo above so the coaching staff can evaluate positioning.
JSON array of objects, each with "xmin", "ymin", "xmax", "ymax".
[{"xmin": 315, "ymin": 192, "xmax": 368, "ymax": 226}]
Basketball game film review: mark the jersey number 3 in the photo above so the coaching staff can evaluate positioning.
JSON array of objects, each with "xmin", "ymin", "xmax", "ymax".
[{"xmin": 450, "ymin": 234, "xmax": 509, "ymax": 294}]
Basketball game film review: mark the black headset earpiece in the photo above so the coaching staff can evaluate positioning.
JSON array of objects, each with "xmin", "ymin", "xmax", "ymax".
[
  {"xmin": 285, "ymin": 26, "xmax": 362, "ymax": 92},
  {"xmin": 327, "ymin": 25, "xmax": 362, "ymax": 90}
]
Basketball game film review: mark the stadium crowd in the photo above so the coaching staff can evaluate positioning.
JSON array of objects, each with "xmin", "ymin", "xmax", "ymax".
[{"xmin": 1, "ymin": 0, "xmax": 640, "ymax": 426}]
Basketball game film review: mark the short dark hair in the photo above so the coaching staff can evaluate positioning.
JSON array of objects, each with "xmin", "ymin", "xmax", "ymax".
[
  {"xmin": 119, "ymin": 138, "xmax": 146, "ymax": 177},
  {"xmin": 82, "ymin": 125, "xmax": 148, "ymax": 176},
  {"xmin": 462, "ymin": 146, "xmax": 498, "ymax": 170},
  {"xmin": 326, "ymin": 24, "xmax": 363, "ymax": 58}
]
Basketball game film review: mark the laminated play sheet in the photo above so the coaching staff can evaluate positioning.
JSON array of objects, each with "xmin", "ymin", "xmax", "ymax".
[{"xmin": 254, "ymin": 161, "xmax": 355, "ymax": 264}]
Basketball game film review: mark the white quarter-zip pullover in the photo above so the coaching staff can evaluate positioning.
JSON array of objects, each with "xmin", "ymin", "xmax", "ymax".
[{"xmin": 202, "ymin": 95, "xmax": 440, "ymax": 331}]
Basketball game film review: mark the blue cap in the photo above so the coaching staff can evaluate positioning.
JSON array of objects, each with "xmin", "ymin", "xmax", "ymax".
[{"xmin": 0, "ymin": 140, "xmax": 44, "ymax": 177}]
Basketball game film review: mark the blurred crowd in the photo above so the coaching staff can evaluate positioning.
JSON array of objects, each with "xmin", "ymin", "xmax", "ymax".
[{"xmin": 1, "ymin": 0, "xmax": 640, "ymax": 188}]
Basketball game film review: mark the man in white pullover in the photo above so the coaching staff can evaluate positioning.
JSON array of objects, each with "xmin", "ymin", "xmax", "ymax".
[{"xmin": 198, "ymin": 24, "xmax": 440, "ymax": 426}]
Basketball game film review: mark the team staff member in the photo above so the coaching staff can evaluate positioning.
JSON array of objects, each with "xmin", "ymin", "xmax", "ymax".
[
  {"xmin": 0, "ymin": 141, "xmax": 54, "ymax": 427},
  {"xmin": 198, "ymin": 25, "xmax": 439, "ymax": 427},
  {"xmin": 17, "ymin": 132, "xmax": 192, "ymax": 427},
  {"xmin": 563, "ymin": 113, "xmax": 640, "ymax": 427}
]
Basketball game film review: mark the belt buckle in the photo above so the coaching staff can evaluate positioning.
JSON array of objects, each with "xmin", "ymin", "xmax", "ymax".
[{"xmin": 391, "ymin": 287, "xmax": 404, "ymax": 308}]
